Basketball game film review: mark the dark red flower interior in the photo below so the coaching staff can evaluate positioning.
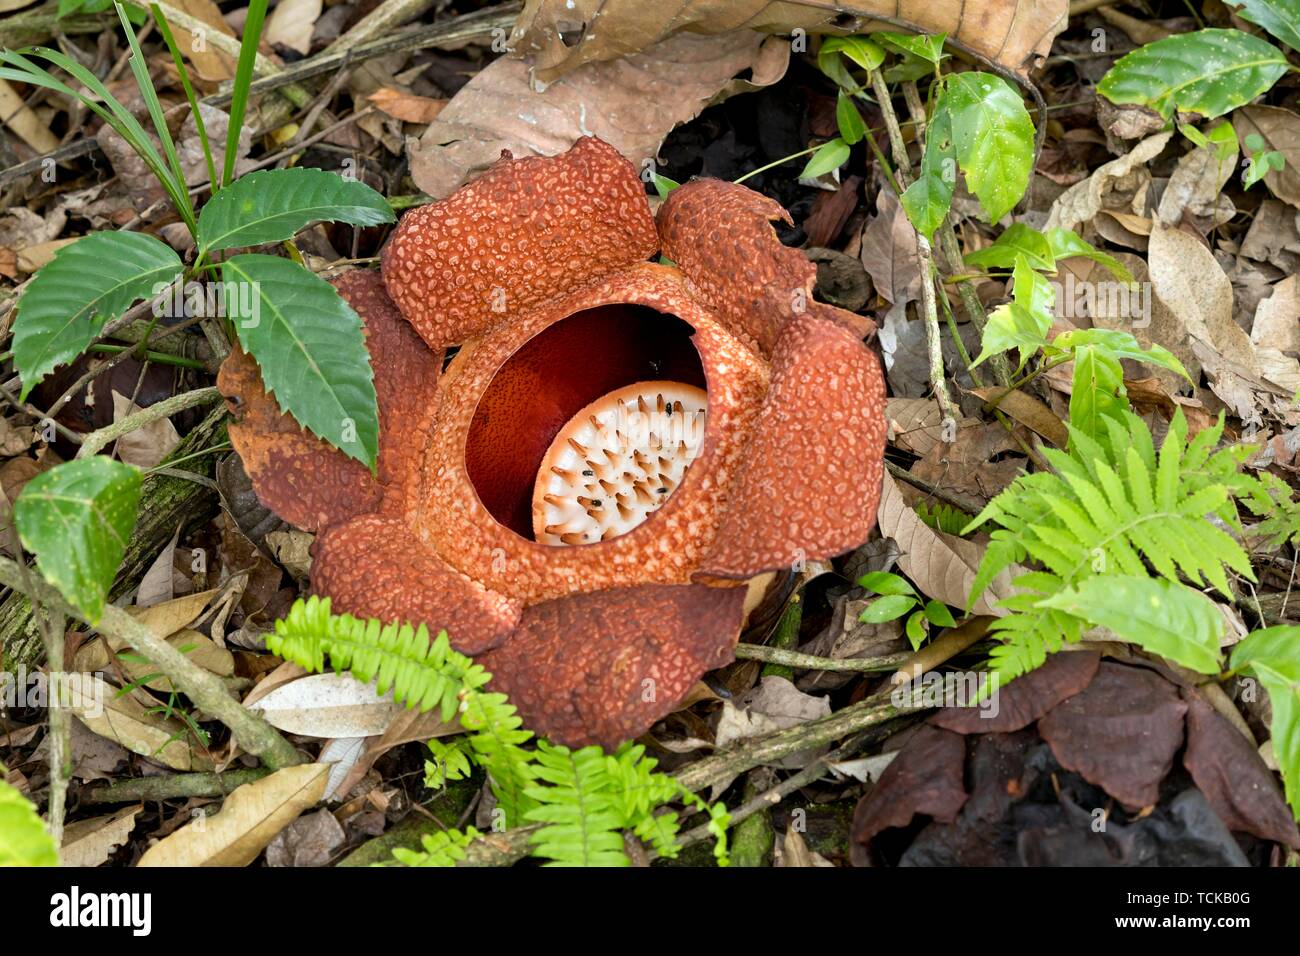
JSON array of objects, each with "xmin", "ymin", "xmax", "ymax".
[{"xmin": 466, "ymin": 305, "xmax": 707, "ymax": 539}]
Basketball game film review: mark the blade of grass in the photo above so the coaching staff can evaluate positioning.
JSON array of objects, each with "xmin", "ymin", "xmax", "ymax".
[
  {"xmin": 223, "ymin": 0, "xmax": 268, "ymax": 188},
  {"xmin": 115, "ymin": 2, "xmax": 196, "ymax": 232},
  {"xmin": 150, "ymin": 2, "xmax": 217, "ymax": 201}
]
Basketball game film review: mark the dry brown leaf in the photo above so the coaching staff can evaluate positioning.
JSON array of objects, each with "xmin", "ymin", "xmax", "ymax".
[
  {"xmin": 329, "ymin": 707, "xmax": 460, "ymax": 799},
  {"xmin": 1234, "ymin": 106, "xmax": 1300, "ymax": 210},
  {"xmin": 969, "ymin": 386, "xmax": 1068, "ymax": 448},
  {"xmin": 368, "ymin": 87, "xmax": 447, "ymax": 124},
  {"xmin": 137, "ymin": 525, "xmax": 181, "ymax": 608},
  {"xmin": 165, "ymin": 0, "xmax": 239, "ymax": 82},
  {"xmin": 265, "ymin": 529, "xmax": 313, "ymax": 582},
  {"xmin": 511, "ymin": 0, "xmax": 1067, "ymax": 81},
  {"xmin": 16, "ymin": 239, "xmax": 76, "ymax": 273},
  {"xmin": 66, "ymin": 674, "xmax": 206, "ymax": 771},
  {"xmin": 859, "ymin": 187, "xmax": 921, "ymax": 305},
  {"xmin": 1252, "ymin": 274, "xmax": 1300, "ymax": 393},
  {"xmin": 265, "ymin": 0, "xmax": 321, "ymax": 55},
  {"xmin": 137, "ymin": 763, "xmax": 329, "ymax": 866},
  {"xmin": 410, "ymin": 30, "xmax": 789, "ymax": 198},
  {"xmin": 75, "ymin": 628, "xmax": 235, "ymax": 692},
  {"xmin": 111, "ymin": 390, "xmax": 182, "ymax": 470},
  {"xmin": 1046, "ymin": 131, "xmax": 1172, "ymax": 234},
  {"xmin": 0, "ymin": 77, "xmax": 58, "ymax": 152},
  {"xmin": 250, "ymin": 673, "xmax": 405, "ymax": 738},
  {"xmin": 60, "ymin": 805, "xmax": 141, "ymax": 867},
  {"xmin": 127, "ymin": 588, "xmax": 218, "ymax": 639},
  {"xmin": 1156, "ymin": 143, "xmax": 1237, "ymax": 226},
  {"xmin": 777, "ymin": 828, "xmax": 835, "ymax": 867},
  {"xmin": 911, "ymin": 421, "xmax": 1026, "ymax": 506},
  {"xmin": 876, "ymin": 472, "xmax": 1015, "ymax": 616}
]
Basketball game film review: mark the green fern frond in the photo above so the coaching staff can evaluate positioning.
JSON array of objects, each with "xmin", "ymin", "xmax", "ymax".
[
  {"xmin": 462, "ymin": 691, "xmax": 537, "ymax": 827},
  {"xmin": 389, "ymin": 826, "xmax": 481, "ymax": 867},
  {"xmin": 525, "ymin": 743, "xmax": 629, "ymax": 867},
  {"xmin": 268, "ymin": 596, "xmax": 489, "ymax": 722}
]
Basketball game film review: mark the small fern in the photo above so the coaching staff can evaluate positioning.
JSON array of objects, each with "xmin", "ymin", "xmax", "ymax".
[
  {"xmin": 270, "ymin": 596, "xmax": 729, "ymax": 867},
  {"xmin": 966, "ymin": 409, "xmax": 1259, "ymax": 682}
]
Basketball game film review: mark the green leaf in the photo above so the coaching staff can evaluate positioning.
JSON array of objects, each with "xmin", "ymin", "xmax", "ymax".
[
  {"xmin": 0, "ymin": 780, "xmax": 58, "ymax": 866},
  {"xmin": 197, "ymin": 167, "xmax": 394, "ymax": 254},
  {"xmin": 972, "ymin": 254, "xmax": 1052, "ymax": 368},
  {"xmin": 652, "ymin": 173, "xmax": 680, "ymax": 200},
  {"xmin": 835, "ymin": 91, "xmax": 866, "ymax": 145},
  {"xmin": 1230, "ymin": 625, "xmax": 1300, "ymax": 818},
  {"xmin": 901, "ymin": 102, "xmax": 955, "ymax": 237},
  {"xmin": 873, "ymin": 31, "xmax": 946, "ymax": 64},
  {"xmin": 942, "ymin": 72, "xmax": 1035, "ymax": 223},
  {"xmin": 224, "ymin": 0, "xmax": 268, "ymax": 186},
  {"xmin": 222, "ymin": 254, "xmax": 379, "ymax": 468},
  {"xmin": 1038, "ymin": 576, "xmax": 1224, "ymax": 675},
  {"xmin": 13, "ymin": 232, "xmax": 182, "ymax": 400},
  {"xmin": 1068, "ymin": 344, "xmax": 1127, "ymax": 442},
  {"xmin": 1097, "ymin": 29, "xmax": 1289, "ymax": 120},
  {"xmin": 923, "ymin": 600, "xmax": 957, "ymax": 627},
  {"xmin": 1044, "ymin": 228, "xmax": 1134, "ymax": 283},
  {"xmin": 820, "ymin": 35, "xmax": 885, "ymax": 72},
  {"xmin": 964, "ymin": 223, "xmax": 1055, "ymax": 272},
  {"xmin": 800, "ymin": 138, "xmax": 850, "ymax": 179},
  {"xmin": 859, "ymin": 594, "xmax": 918, "ymax": 623},
  {"xmin": 14, "ymin": 458, "xmax": 142, "ymax": 623},
  {"xmin": 857, "ymin": 571, "xmax": 916, "ymax": 596},
  {"xmin": 905, "ymin": 610, "xmax": 927, "ymax": 649},
  {"xmin": 1226, "ymin": 0, "xmax": 1300, "ymax": 53},
  {"xmin": 1054, "ymin": 328, "xmax": 1191, "ymax": 381}
]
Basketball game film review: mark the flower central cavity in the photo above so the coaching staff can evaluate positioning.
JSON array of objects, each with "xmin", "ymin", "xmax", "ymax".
[{"xmin": 533, "ymin": 381, "xmax": 707, "ymax": 545}]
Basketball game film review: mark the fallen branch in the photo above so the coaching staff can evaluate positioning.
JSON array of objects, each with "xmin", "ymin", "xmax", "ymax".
[
  {"xmin": 76, "ymin": 386, "xmax": 222, "ymax": 460},
  {"xmin": 81, "ymin": 767, "xmax": 273, "ymax": 804}
]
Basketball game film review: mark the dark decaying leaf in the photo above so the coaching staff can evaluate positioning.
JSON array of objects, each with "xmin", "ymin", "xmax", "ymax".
[
  {"xmin": 1181, "ymin": 691, "xmax": 1300, "ymax": 850},
  {"xmin": 929, "ymin": 648, "xmax": 1099, "ymax": 734},
  {"xmin": 1037, "ymin": 662, "xmax": 1187, "ymax": 809},
  {"xmin": 850, "ymin": 724, "xmax": 967, "ymax": 849}
]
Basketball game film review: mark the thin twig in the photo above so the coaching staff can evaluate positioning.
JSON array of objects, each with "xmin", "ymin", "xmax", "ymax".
[
  {"xmin": 76, "ymin": 386, "xmax": 222, "ymax": 459},
  {"xmin": 734, "ymin": 643, "xmax": 908, "ymax": 673}
]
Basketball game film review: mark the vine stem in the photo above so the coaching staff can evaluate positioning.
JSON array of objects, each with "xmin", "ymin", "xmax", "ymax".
[
  {"xmin": 0, "ymin": 556, "xmax": 303, "ymax": 771},
  {"xmin": 735, "ymin": 643, "xmax": 908, "ymax": 673},
  {"xmin": 75, "ymin": 386, "xmax": 222, "ymax": 460}
]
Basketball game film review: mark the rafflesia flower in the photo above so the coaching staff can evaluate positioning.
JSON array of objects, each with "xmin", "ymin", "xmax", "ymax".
[{"xmin": 218, "ymin": 138, "xmax": 886, "ymax": 748}]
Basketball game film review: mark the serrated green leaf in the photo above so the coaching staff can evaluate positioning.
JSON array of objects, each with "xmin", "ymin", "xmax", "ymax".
[
  {"xmin": 942, "ymin": 72, "xmax": 1034, "ymax": 223},
  {"xmin": 1098, "ymin": 29, "xmax": 1289, "ymax": 120},
  {"xmin": 800, "ymin": 138, "xmax": 850, "ymax": 179},
  {"xmin": 964, "ymin": 223, "xmax": 1055, "ymax": 272},
  {"xmin": 14, "ymin": 458, "xmax": 141, "ymax": 623},
  {"xmin": 0, "ymin": 780, "xmax": 58, "ymax": 866},
  {"xmin": 198, "ymin": 167, "xmax": 394, "ymax": 254},
  {"xmin": 13, "ymin": 232, "xmax": 182, "ymax": 400},
  {"xmin": 1038, "ymin": 576, "xmax": 1223, "ymax": 674},
  {"xmin": 222, "ymin": 255, "xmax": 378, "ymax": 468},
  {"xmin": 859, "ymin": 593, "xmax": 918, "ymax": 623},
  {"xmin": 836, "ymin": 91, "xmax": 866, "ymax": 145},
  {"xmin": 1227, "ymin": 0, "xmax": 1300, "ymax": 53},
  {"xmin": 1231, "ymin": 625, "xmax": 1300, "ymax": 818},
  {"xmin": 901, "ymin": 103, "xmax": 955, "ymax": 237}
]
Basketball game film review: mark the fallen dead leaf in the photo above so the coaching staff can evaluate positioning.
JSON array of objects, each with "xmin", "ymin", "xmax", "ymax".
[
  {"xmin": 511, "ymin": 0, "xmax": 1067, "ymax": 81},
  {"xmin": 265, "ymin": 0, "xmax": 321, "ymax": 55},
  {"xmin": 410, "ymin": 30, "xmax": 789, "ymax": 198},
  {"xmin": 776, "ymin": 828, "xmax": 835, "ymax": 867},
  {"xmin": 969, "ymin": 386, "xmax": 1068, "ymax": 448},
  {"xmin": 112, "ymin": 390, "xmax": 181, "ymax": 469},
  {"xmin": 368, "ymin": 87, "xmax": 447, "ymax": 124},
  {"xmin": 60, "ymin": 805, "xmax": 141, "ymax": 867},
  {"xmin": 66, "ymin": 674, "xmax": 207, "ymax": 772},
  {"xmin": 1046, "ymin": 130, "xmax": 1172, "ymax": 234},
  {"xmin": 137, "ymin": 763, "xmax": 329, "ymax": 866},
  {"xmin": 1252, "ymin": 275, "xmax": 1300, "ymax": 393},
  {"xmin": 250, "ymin": 673, "xmax": 405, "ymax": 738}
]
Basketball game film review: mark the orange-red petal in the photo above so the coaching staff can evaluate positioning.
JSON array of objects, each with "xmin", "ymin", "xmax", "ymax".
[
  {"xmin": 657, "ymin": 178, "xmax": 875, "ymax": 354},
  {"xmin": 381, "ymin": 137, "xmax": 659, "ymax": 349},
  {"xmin": 312, "ymin": 514, "xmax": 520, "ymax": 655},
  {"xmin": 216, "ymin": 270, "xmax": 441, "ymax": 531},
  {"xmin": 696, "ymin": 312, "xmax": 888, "ymax": 579},
  {"xmin": 479, "ymin": 582, "xmax": 747, "ymax": 748}
]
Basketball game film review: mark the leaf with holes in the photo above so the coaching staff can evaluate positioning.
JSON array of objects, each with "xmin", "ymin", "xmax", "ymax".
[
  {"xmin": 12, "ymin": 232, "xmax": 182, "ymax": 400},
  {"xmin": 942, "ymin": 72, "xmax": 1034, "ymax": 224},
  {"xmin": 14, "ymin": 458, "xmax": 141, "ymax": 623},
  {"xmin": 221, "ymin": 254, "xmax": 378, "ymax": 468},
  {"xmin": 198, "ymin": 167, "xmax": 394, "ymax": 254},
  {"xmin": 1038, "ymin": 576, "xmax": 1223, "ymax": 675},
  {"xmin": 1098, "ymin": 29, "xmax": 1289, "ymax": 120}
]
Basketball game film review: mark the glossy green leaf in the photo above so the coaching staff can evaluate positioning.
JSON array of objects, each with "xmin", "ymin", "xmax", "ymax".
[
  {"xmin": 0, "ymin": 780, "xmax": 58, "ymax": 866},
  {"xmin": 942, "ymin": 72, "xmax": 1035, "ymax": 223},
  {"xmin": 859, "ymin": 594, "xmax": 918, "ymax": 623},
  {"xmin": 972, "ymin": 254, "xmax": 1052, "ymax": 368},
  {"xmin": 820, "ymin": 35, "xmax": 885, "ymax": 72},
  {"xmin": 800, "ymin": 138, "xmax": 850, "ymax": 179},
  {"xmin": 12, "ymin": 232, "xmax": 182, "ymax": 400},
  {"xmin": 923, "ymin": 600, "xmax": 957, "ymax": 627},
  {"xmin": 14, "ymin": 458, "xmax": 142, "ymax": 623},
  {"xmin": 1098, "ymin": 29, "xmax": 1289, "ymax": 120},
  {"xmin": 1230, "ymin": 625, "xmax": 1300, "ymax": 818},
  {"xmin": 873, "ymin": 31, "xmax": 946, "ymax": 64},
  {"xmin": 1068, "ymin": 345, "xmax": 1127, "ymax": 444},
  {"xmin": 1227, "ymin": 0, "xmax": 1300, "ymax": 53},
  {"xmin": 221, "ymin": 254, "xmax": 379, "ymax": 468},
  {"xmin": 857, "ymin": 571, "xmax": 917, "ymax": 596},
  {"xmin": 1038, "ymin": 576, "xmax": 1223, "ymax": 675},
  {"xmin": 905, "ymin": 610, "xmax": 927, "ymax": 649},
  {"xmin": 1054, "ymin": 328, "xmax": 1190, "ymax": 380},
  {"xmin": 1044, "ymin": 228, "xmax": 1134, "ymax": 283},
  {"xmin": 901, "ymin": 103, "xmax": 955, "ymax": 237},
  {"xmin": 197, "ymin": 167, "xmax": 394, "ymax": 254},
  {"xmin": 836, "ymin": 91, "xmax": 866, "ymax": 145}
]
